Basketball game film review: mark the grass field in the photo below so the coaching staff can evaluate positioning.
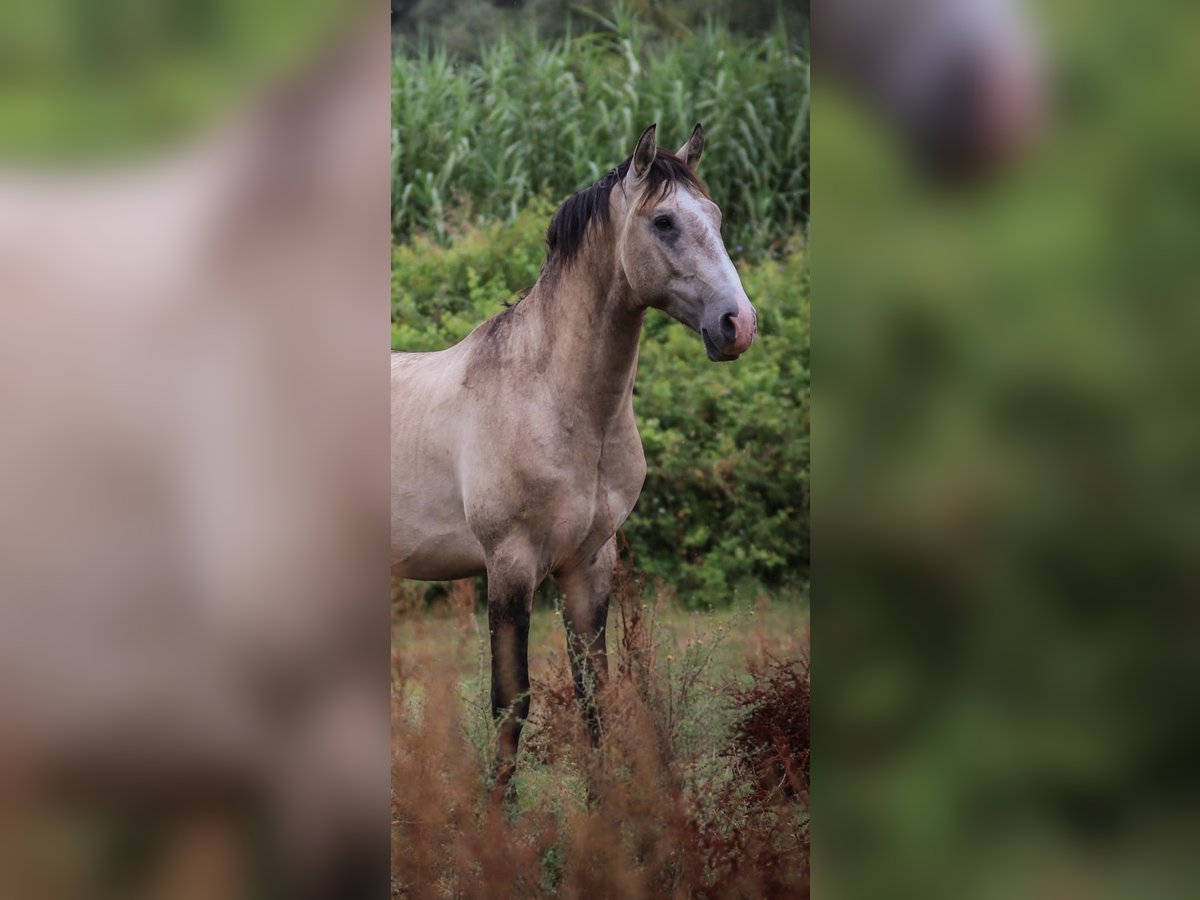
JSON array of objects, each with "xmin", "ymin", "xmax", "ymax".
[{"xmin": 392, "ymin": 587, "xmax": 809, "ymax": 897}]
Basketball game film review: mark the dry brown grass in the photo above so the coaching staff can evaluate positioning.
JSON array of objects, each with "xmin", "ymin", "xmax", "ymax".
[
  {"xmin": 391, "ymin": 580, "xmax": 809, "ymax": 898},
  {"xmin": 726, "ymin": 655, "xmax": 811, "ymax": 805}
]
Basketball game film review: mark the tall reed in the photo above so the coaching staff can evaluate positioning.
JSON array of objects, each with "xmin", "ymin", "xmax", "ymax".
[{"xmin": 392, "ymin": 15, "xmax": 808, "ymax": 258}]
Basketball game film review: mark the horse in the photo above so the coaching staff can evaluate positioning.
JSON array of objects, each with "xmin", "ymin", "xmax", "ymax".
[
  {"xmin": 391, "ymin": 123, "xmax": 757, "ymax": 791},
  {"xmin": 1, "ymin": 25, "xmax": 390, "ymax": 895},
  {"xmin": 813, "ymin": 0, "xmax": 1043, "ymax": 177}
]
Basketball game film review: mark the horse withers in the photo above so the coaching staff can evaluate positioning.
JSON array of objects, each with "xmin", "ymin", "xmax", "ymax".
[{"xmin": 391, "ymin": 124, "xmax": 756, "ymax": 794}]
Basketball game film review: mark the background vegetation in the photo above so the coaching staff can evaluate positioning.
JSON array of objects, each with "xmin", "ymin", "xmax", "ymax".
[
  {"xmin": 816, "ymin": 1, "xmax": 1200, "ymax": 897},
  {"xmin": 392, "ymin": 10, "xmax": 808, "ymax": 258},
  {"xmin": 392, "ymin": 4, "xmax": 810, "ymax": 607},
  {"xmin": 1, "ymin": 0, "xmax": 356, "ymax": 159},
  {"xmin": 393, "ymin": 0, "xmax": 807, "ymax": 56}
]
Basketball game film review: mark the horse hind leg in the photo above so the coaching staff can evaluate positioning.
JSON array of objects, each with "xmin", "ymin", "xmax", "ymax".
[
  {"xmin": 485, "ymin": 547, "xmax": 537, "ymax": 801},
  {"xmin": 554, "ymin": 537, "xmax": 616, "ymax": 745}
]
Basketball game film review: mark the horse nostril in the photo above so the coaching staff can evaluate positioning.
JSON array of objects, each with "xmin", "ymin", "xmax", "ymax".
[{"xmin": 718, "ymin": 312, "xmax": 737, "ymax": 344}]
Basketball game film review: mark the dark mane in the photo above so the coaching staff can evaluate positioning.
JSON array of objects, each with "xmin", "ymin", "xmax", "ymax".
[{"xmin": 544, "ymin": 149, "xmax": 708, "ymax": 270}]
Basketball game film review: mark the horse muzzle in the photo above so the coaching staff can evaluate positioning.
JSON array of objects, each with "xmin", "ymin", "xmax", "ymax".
[{"xmin": 701, "ymin": 295, "xmax": 757, "ymax": 361}]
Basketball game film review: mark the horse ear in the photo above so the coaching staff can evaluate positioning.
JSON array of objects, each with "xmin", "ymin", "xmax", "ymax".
[
  {"xmin": 677, "ymin": 122, "xmax": 704, "ymax": 171},
  {"xmin": 630, "ymin": 124, "xmax": 657, "ymax": 180}
]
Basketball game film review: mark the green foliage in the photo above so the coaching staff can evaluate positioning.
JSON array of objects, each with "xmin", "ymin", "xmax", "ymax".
[
  {"xmin": 392, "ymin": 202, "xmax": 553, "ymax": 351},
  {"xmin": 816, "ymin": 2, "xmax": 1200, "ymax": 893},
  {"xmin": 394, "ymin": 0, "xmax": 808, "ymax": 54},
  {"xmin": 392, "ymin": 17, "xmax": 808, "ymax": 259},
  {"xmin": 1, "ymin": 0, "xmax": 353, "ymax": 158},
  {"xmin": 392, "ymin": 208, "xmax": 809, "ymax": 606},
  {"xmin": 629, "ymin": 247, "xmax": 809, "ymax": 602}
]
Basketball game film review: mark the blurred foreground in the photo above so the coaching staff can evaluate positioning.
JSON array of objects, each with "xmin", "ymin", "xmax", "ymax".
[
  {"xmin": 817, "ymin": 0, "xmax": 1200, "ymax": 896},
  {"xmin": 0, "ymin": 7, "xmax": 389, "ymax": 898}
]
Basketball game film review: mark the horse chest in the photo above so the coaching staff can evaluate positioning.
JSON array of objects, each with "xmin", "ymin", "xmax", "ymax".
[
  {"xmin": 550, "ymin": 425, "xmax": 645, "ymax": 552},
  {"xmin": 458, "ymin": 378, "xmax": 647, "ymax": 568}
]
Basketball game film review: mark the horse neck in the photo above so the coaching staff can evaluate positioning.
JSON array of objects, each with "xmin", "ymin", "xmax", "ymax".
[{"xmin": 524, "ymin": 236, "xmax": 644, "ymax": 429}]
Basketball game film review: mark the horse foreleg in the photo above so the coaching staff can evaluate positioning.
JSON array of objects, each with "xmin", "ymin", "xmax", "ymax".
[
  {"xmin": 554, "ymin": 537, "xmax": 616, "ymax": 745},
  {"xmin": 485, "ymin": 552, "xmax": 536, "ymax": 800}
]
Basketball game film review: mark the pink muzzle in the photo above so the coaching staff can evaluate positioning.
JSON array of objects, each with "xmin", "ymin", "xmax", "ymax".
[{"xmin": 729, "ymin": 294, "xmax": 757, "ymax": 355}]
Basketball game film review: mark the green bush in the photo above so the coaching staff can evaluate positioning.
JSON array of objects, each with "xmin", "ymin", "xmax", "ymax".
[
  {"xmin": 392, "ymin": 16, "xmax": 808, "ymax": 259},
  {"xmin": 392, "ymin": 208, "xmax": 809, "ymax": 606},
  {"xmin": 630, "ymin": 245, "xmax": 809, "ymax": 601},
  {"xmin": 1, "ymin": 0, "xmax": 351, "ymax": 159}
]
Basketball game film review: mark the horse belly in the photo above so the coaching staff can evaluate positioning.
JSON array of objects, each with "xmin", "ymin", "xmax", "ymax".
[
  {"xmin": 391, "ymin": 353, "xmax": 485, "ymax": 580},
  {"xmin": 391, "ymin": 481, "xmax": 483, "ymax": 579},
  {"xmin": 392, "ymin": 455, "xmax": 485, "ymax": 579}
]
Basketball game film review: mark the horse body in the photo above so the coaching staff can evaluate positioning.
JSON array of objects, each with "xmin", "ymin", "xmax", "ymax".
[
  {"xmin": 392, "ymin": 124, "xmax": 755, "ymax": 791},
  {"xmin": 391, "ymin": 299, "xmax": 646, "ymax": 582}
]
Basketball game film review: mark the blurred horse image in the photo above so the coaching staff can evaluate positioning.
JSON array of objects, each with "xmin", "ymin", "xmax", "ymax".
[{"xmin": 815, "ymin": 0, "xmax": 1043, "ymax": 175}]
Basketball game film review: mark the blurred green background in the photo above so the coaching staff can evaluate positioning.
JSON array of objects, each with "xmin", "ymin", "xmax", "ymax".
[
  {"xmin": 0, "ymin": 0, "xmax": 355, "ymax": 160},
  {"xmin": 392, "ymin": 1, "xmax": 810, "ymax": 608},
  {"xmin": 817, "ymin": 0, "xmax": 1200, "ymax": 896}
]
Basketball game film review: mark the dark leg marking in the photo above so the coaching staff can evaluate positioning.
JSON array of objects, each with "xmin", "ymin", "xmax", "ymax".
[
  {"xmin": 488, "ymin": 598, "xmax": 531, "ymax": 795},
  {"xmin": 564, "ymin": 598, "xmax": 609, "ymax": 745}
]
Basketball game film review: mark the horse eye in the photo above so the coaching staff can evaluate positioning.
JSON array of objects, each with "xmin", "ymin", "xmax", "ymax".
[{"xmin": 653, "ymin": 215, "xmax": 674, "ymax": 232}]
